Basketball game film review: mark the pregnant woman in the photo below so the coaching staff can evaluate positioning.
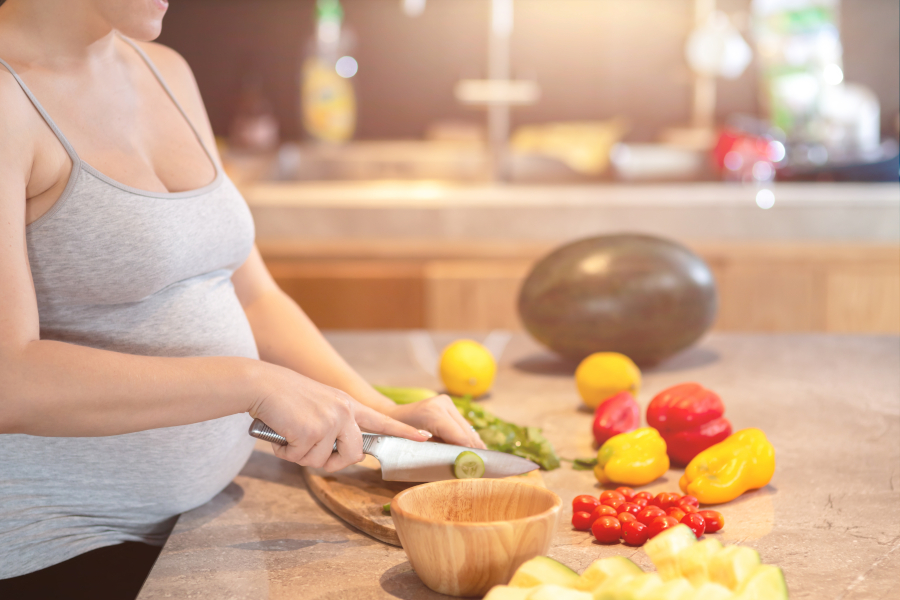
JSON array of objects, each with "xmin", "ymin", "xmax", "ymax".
[{"xmin": 0, "ymin": 1, "xmax": 485, "ymax": 597}]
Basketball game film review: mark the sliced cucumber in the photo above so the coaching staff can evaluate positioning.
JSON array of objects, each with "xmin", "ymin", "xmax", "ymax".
[
  {"xmin": 576, "ymin": 556, "xmax": 644, "ymax": 591},
  {"xmin": 508, "ymin": 556, "xmax": 580, "ymax": 589},
  {"xmin": 374, "ymin": 385, "xmax": 438, "ymax": 405},
  {"xmin": 526, "ymin": 584, "xmax": 592, "ymax": 600},
  {"xmin": 677, "ymin": 538, "xmax": 723, "ymax": 586},
  {"xmin": 708, "ymin": 545, "xmax": 762, "ymax": 590},
  {"xmin": 643, "ymin": 524, "xmax": 697, "ymax": 580},
  {"xmin": 454, "ymin": 450, "xmax": 486, "ymax": 479},
  {"xmin": 732, "ymin": 565, "xmax": 789, "ymax": 600},
  {"xmin": 483, "ymin": 585, "xmax": 533, "ymax": 600},
  {"xmin": 693, "ymin": 582, "xmax": 735, "ymax": 600}
]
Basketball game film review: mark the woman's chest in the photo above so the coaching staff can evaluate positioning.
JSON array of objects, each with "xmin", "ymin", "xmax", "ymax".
[{"xmin": 27, "ymin": 175, "xmax": 255, "ymax": 307}]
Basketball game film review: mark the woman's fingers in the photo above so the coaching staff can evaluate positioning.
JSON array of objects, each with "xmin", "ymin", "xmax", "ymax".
[
  {"xmin": 354, "ymin": 402, "xmax": 431, "ymax": 441},
  {"xmin": 323, "ymin": 421, "xmax": 365, "ymax": 472}
]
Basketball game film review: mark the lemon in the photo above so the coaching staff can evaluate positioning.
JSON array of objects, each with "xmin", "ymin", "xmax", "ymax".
[
  {"xmin": 575, "ymin": 352, "xmax": 641, "ymax": 409},
  {"xmin": 439, "ymin": 340, "xmax": 496, "ymax": 397}
]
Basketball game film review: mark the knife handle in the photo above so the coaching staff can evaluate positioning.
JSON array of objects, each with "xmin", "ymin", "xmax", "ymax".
[{"xmin": 248, "ymin": 419, "xmax": 380, "ymax": 454}]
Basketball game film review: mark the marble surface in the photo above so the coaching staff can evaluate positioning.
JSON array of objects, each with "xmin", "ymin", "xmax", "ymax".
[{"xmin": 138, "ymin": 332, "xmax": 900, "ymax": 599}]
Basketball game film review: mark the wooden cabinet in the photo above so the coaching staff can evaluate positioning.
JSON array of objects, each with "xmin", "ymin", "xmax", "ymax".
[{"xmin": 259, "ymin": 240, "xmax": 900, "ymax": 334}]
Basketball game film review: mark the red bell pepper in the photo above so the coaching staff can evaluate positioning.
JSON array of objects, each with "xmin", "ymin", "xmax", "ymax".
[
  {"xmin": 646, "ymin": 383, "xmax": 732, "ymax": 465},
  {"xmin": 592, "ymin": 391, "xmax": 640, "ymax": 446}
]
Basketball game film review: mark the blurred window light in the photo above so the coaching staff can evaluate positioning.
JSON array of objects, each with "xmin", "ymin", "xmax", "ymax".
[
  {"xmin": 335, "ymin": 56, "xmax": 359, "ymax": 78},
  {"xmin": 756, "ymin": 189, "xmax": 775, "ymax": 210},
  {"xmin": 752, "ymin": 161, "xmax": 774, "ymax": 182},
  {"xmin": 723, "ymin": 151, "xmax": 744, "ymax": 171},
  {"xmin": 767, "ymin": 140, "xmax": 786, "ymax": 163},
  {"xmin": 808, "ymin": 145, "xmax": 828, "ymax": 165},
  {"xmin": 823, "ymin": 63, "xmax": 844, "ymax": 85},
  {"xmin": 402, "ymin": 0, "xmax": 426, "ymax": 17},
  {"xmin": 491, "ymin": 0, "xmax": 514, "ymax": 37}
]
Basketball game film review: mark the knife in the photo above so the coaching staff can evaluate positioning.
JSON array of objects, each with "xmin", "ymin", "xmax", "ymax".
[{"xmin": 248, "ymin": 418, "xmax": 539, "ymax": 482}]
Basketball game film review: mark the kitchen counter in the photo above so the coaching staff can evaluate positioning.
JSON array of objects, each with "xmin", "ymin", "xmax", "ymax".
[
  {"xmin": 138, "ymin": 332, "xmax": 900, "ymax": 599},
  {"xmin": 241, "ymin": 182, "xmax": 900, "ymax": 243}
]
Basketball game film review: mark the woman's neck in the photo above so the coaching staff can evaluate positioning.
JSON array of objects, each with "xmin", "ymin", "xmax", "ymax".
[{"xmin": 0, "ymin": 0, "xmax": 117, "ymax": 67}]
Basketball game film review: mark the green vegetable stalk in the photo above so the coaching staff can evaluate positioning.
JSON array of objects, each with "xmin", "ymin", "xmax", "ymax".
[{"xmin": 374, "ymin": 386, "xmax": 560, "ymax": 470}]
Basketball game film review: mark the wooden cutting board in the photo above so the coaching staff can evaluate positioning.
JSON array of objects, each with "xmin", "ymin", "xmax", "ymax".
[{"xmin": 301, "ymin": 455, "xmax": 545, "ymax": 546}]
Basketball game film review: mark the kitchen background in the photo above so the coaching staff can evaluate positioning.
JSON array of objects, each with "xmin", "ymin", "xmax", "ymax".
[
  {"xmin": 64, "ymin": 0, "xmax": 900, "ymax": 334},
  {"xmin": 158, "ymin": 0, "xmax": 898, "ymax": 143}
]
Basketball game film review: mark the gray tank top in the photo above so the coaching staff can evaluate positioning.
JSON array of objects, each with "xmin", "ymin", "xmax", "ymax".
[{"xmin": 0, "ymin": 38, "xmax": 258, "ymax": 578}]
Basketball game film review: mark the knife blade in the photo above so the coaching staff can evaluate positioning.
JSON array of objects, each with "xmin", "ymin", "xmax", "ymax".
[{"xmin": 248, "ymin": 418, "xmax": 539, "ymax": 482}]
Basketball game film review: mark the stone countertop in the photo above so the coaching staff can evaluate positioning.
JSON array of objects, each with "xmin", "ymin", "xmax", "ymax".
[{"xmin": 138, "ymin": 332, "xmax": 900, "ymax": 600}]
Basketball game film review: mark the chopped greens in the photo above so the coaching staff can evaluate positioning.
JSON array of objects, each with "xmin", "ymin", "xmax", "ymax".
[{"xmin": 373, "ymin": 385, "xmax": 560, "ymax": 470}]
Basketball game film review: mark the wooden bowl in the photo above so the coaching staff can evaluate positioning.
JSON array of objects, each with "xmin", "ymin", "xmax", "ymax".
[{"xmin": 390, "ymin": 478, "xmax": 561, "ymax": 597}]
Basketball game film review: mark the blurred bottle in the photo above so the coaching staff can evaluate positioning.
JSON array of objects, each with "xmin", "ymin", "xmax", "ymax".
[
  {"xmin": 751, "ymin": 0, "xmax": 880, "ymax": 162},
  {"xmin": 301, "ymin": 0, "xmax": 357, "ymax": 143}
]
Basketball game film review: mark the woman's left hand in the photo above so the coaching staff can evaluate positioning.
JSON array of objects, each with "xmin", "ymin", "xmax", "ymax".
[{"xmin": 384, "ymin": 394, "xmax": 487, "ymax": 449}]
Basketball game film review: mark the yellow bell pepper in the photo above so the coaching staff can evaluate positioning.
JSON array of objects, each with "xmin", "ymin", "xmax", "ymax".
[
  {"xmin": 679, "ymin": 428, "xmax": 775, "ymax": 504},
  {"xmin": 594, "ymin": 427, "xmax": 670, "ymax": 486}
]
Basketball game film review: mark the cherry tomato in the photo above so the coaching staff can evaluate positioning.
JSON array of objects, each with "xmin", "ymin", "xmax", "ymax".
[
  {"xmin": 591, "ymin": 516, "xmax": 622, "ymax": 544},
  {"xmin": 636, "ymin": 506, "xmax": 667, "ymax": 526},
  {"xmin": 617, "ymin": 512, "xmax": 637, "ymax": 524},
  {"xmin": 591, "ymin": 505, "xmax": 617, "ymax": 520},
  {"xmin": 618, "ymin": 502, "xmax": 642, "ymax": 516},
  {"xmin": 698, "ymin": 510, "xmax": 724, "ymax": 533},
  {"xmin": 632, "ymin": 491, "xmax": 653, "ymax": 504},
  {"xmin": 572, "ymin": 511, "xmax": 594, "ymax": 531},
  {"xmin": 652, "ymin": 492, "xmax": 681, "ymax": 509},
  {"xmin": 647, "ymin": 515, "xmax": 679, "ymax": 539},
  {"xmin": 600, "ymin": 490, "xmax": 626, "ymax": 503},
  {"xmin": 681, "ymin": 513, "xmax": 706, "ymax": 538},
  {"xmin": 667, "ymin": 507, "xmax": 686, "ymax": 522},
  {"xmin": 615, "ymin": 487, "xmax": 635, "ymax": 501},
  {"xmin": 679, "ymin": 502, "xmax": 699, "ymax": 514},
  {"xmin": 572, "ymin": 495, "xmax": 600, "ymax": 514},
  {"xmin": 601, "ymin": 496, "xmax": 625, "ymax": 511},
  {"xmin": 679, "ymin": 495, "xmax": 699, "ymax": 508},
  {"xmin": 622, "ymin": 520, "xmax": 649, "ymax": 546},
  {"xmin": 632, "ymin": 497, "xmax": 649, "ymax": 508}
]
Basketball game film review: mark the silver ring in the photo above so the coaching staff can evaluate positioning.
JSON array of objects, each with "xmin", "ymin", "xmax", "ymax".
[{"xmin": 470, "ymin": 425, "xmax": 477, "ymax": 431}]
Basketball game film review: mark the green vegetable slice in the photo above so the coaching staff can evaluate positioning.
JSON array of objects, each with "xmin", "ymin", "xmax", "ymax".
[
  {"xmin": 382, "ymin": 502, "xmax": 391, "ymax": 514},
  {"xmin": 454, "ymin": 451, "xmax": 486, "ymax": 479}
]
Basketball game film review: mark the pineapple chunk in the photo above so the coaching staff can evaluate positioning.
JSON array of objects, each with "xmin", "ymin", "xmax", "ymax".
[
  {"xmin": 509, "ymin": 556, "xmax": 580, "ymax": 588},
  {"xmin": 483, "ymin": 586, "xmax": 533, "ymax": 600},
  {"xmin": 591, "ymin": 573, "xmax": 641, "ymax": 600},
  {"xmin": 576, "ymin": 556, "xmax": 643, "ymax": 592},
  {"xmin": 643, "ymin": 524, "xmax": 697, "ymax": 580},
  {"xmin": 616, "ymin": 573, "xmax": 663, "ymax": 600},
  {"xmin": 642, "ymin": 579, "xmax": 696, "ymax": 600},
  {"xmin": 733, "ymin": 565, "xmax": 789, "ymax": 600},
  {"xmin": 678, "ymin": 538, "xmax": 724, "ymax": 587},
  {"xmin": 709, "ymin": 545, "xmax": 761, "ymax": 590},
  {"xmin": 693, "ymin": 582, "xmax": 735, "ymax": 599},
  {"xmin": 527, "ymin": 584, "xmax": 593, "ymax": 600}
]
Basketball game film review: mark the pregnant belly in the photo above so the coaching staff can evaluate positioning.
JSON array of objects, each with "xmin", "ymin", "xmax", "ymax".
[{"xmin": 0, "ymin": 415, "xmax": 256, "ymax": 529}]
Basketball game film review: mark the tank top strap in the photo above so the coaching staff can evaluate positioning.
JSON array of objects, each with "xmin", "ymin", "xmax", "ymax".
[
  {"xmin": 0, "ymin": 56, "xmax": 81, "ymax": 165},
  {"xmin": 117, "ymin": 35, "xmax": 218, "ymax": 168}
]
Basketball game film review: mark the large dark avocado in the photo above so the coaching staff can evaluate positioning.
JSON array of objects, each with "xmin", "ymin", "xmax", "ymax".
[{"xmin": 518, "ymin": 234, "xmax": 717, "ymax": 365}]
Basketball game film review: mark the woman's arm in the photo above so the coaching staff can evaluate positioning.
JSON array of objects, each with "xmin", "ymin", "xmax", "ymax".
[
  {"xmin": 141, "ymin": 41, "xmax": 484, "ymax": 449},
  {"xmin": 231, "ymin": 248, "xmax": 485, "ymax": 449}
]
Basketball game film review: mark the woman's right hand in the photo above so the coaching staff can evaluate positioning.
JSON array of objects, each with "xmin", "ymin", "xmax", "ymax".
[{"xmin": 249, "ymin": 364, "xmax": 430, "ymax": 473}]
